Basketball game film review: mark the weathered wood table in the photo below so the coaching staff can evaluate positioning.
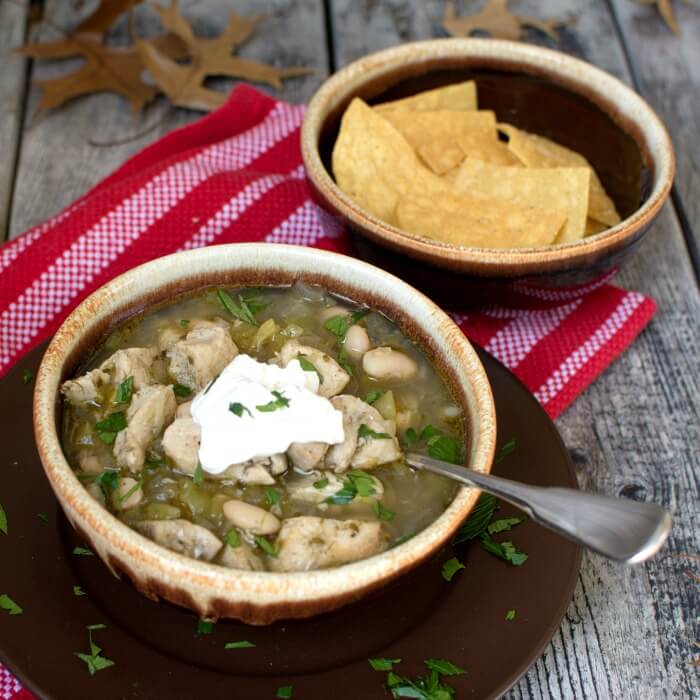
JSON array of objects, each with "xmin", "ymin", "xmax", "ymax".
[{"xmin": 1, "ymin": 1, "xmax": 698, "ymax": 697}]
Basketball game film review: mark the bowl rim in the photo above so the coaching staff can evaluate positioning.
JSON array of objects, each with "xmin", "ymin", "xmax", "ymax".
[
  {"xmin": 33, "ymin": 243, "xmax": 496, "ymax": 620},
  {"xmin": 301, "ymin": 38, "xmax": 675, "ymax": 272}
]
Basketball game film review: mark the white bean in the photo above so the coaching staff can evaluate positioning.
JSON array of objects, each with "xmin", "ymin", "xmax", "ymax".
[
  {"xmin": 362, "ymin": 347, "xmax": 418, "ymax": 381},
  {"xmin": 114, "ymin": 477, "xmax": 143, "ymax": 510},
  {"xmin": 223, "ymin": 499, "xmax": 281, "ymax": 535},
  {"xmin": 344, "ymin": 324, "xmax": 371, "ymax": 359}
]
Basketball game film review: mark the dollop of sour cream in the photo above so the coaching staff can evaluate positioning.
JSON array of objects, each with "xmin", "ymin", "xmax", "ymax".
[{"xmin": 191, "ymin": 354, "xmax": 345, "ymax": 474}]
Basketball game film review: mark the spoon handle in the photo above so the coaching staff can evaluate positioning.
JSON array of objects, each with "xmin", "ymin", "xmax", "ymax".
[{"xmin": 406, "ymin": 453, "xmax": 672, "ymax": 563}]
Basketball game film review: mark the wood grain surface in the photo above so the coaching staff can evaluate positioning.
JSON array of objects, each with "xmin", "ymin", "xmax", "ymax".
[{"xmin": 1, "ymin": 1, "xmax": 699, "ymax": 698}]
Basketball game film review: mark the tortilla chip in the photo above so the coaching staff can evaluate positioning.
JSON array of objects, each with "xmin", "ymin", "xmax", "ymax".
[
  {"xmin": 453, "ymin": 159, "xmax": 590, "ymax": 244},
  {"xmin": 374, "ymin": 80, "xmax": 477, "ymax": 113},
  {"xmin": 585, "ymin": 218, "xmax": 608, "ymax": 236},
  {"xmin": 499, "ymin": 123, "xmax": 621, "ymax": 226},
  {"xmin": 396, "ymin": 192, "xmax": 565, "ymax": 248},
  {"xmin": 332, "ymin": 98, "xmax": 445, "ymax": 225}
]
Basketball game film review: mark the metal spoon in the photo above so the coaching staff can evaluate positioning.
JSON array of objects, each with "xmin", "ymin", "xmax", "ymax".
[{"xmin": 406, "ymin": 453, "xmax": 672, "ymax": 563}]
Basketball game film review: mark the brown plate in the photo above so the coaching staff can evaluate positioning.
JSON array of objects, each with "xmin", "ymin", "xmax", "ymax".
[{"xmin": 1, "ymin": 343, "xmax": 581, "ymax": 700}]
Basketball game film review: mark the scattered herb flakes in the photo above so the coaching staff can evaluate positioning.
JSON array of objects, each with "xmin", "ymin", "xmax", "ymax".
[
  {"xmin": 256, "ymin": 390, "xmax": 290, "ymax": 412},
  {"xmin": 0, "ymin": 594, "xmax": 23, "ymax": 615},
  {"xmin": 364, "ymin": 390, "xmax": 384, "ymax": 405},
  {"xmin": 173, "ymin": 383, "xmax": 192, "ymax": 398},
  {"xmin": 480, "ymin": 536, "xmax": 528, "ymax": 566},
  {"xmin": 114, "ymin": 375, "xmax": 134, "ymax": 404},
  {"xmin": 323, "ymin": 309, "xmax": 369, "ymax": 373},
  {"xmin": 229, "ymin": 402, "xmax": 252, "ymax": 418},
  {"xmin": 326, "ymin": 470, "xmax": 376, "ymax": 505},
  {"xmin": 404, "ymin": 427, "xmax": 419, "ymax": 446},
  {"xmin": 441, "ymin": 557, "xmax": 465, "ymax": 582},
  {"xmin": 369, "ymin": 658, "xmax": 402, "ymax": 671},
  {"xmin": 505, "ymin": 608, "xmax": 517, "ymax": 621},
  {"xmin": 224, "ymin": 640, "xmax": 256, "ymax": 649},
  {"xmin": 197, "ymin": 619, "xmax": 215, "ymax": 635},
  {"xmin": 22, "ymin": 368, "xmax": 33, "ymax": 385},
  {"xmin": 96, "ymin": 470, "xmax": 119, "ymax": 498},
  {"xmin": 37, "ymin": 512, "xmax": 49, "ymax": 523},
  {"xmin": 454, "ymin": 493, "xmax": 497, "ymax": 544},
  {"xmin": 0, "ymin": 503, "xmax": 6, "ymax": 535},
  {"xmin": 179, "ymin": 319, "xmax": 190, "ymax": 328},
  {"xmin": 427, "ymin": 434, "xmax": 462, "ymax": 465},
  {"xmin": 423, "ymin": 659, "xmax": 465, "ymax": 676},
  {"xmin": 73, "ymin": 546, "xmax": 94, "ymax": 556},
  {"xmin": 494, "ymin": 438, "xmax": 516, "ymax": 464},
  {"xmin": 266, "ymin": 488, "xmax": 281, "ymax": 507},
  {"xmin": 95, "ymin": 411, "xmax": 127, "ymax": 445},
  {"xmin": 217, "ymin": 289, "xmax": 268, "ymax": 326},
  {"xmin": 276, "ymin": 686, "xmax": 293, "ymax": 699},
  {"xmin": 358, "ymin": 424, "xmax": 391, "ymax": 440},
  {"xmin": 225, "ymin": 528, "xmax": 241, "ymax": 548},
  {"xmin": 487, "ymin": 517, "xmax": 525, "ymax": 535},
  {"xmin": 193, "ymin": 463, "xmax": 205, "ymax": 486},
  {"xmin": 420, "ymin": 425, "xmax": 442, "ymax": 442},
  {"xmin": 312, "ymin": 477, "xmax": 329, "ymax": 490},
  {"xmin": 374, "ymin": 501, "xmax": 395, "ymax": 522},
  {"xmin": 386, "ymin": 662, "xmax": 461, "ymax": 700},
  {"xmin": 298, "ymin": 355, "xmax": 323, "ymax": 384},
  {"xmin": 254, "ymin": 535, "xmax": 279, "ymax": 557},
  {"xmin": 73, "ymin": 585, "xmax": 86, "ymax": 597},
  {"xmin": 75, "ymin": 624, "xmax": 115, "ymax": 676}
]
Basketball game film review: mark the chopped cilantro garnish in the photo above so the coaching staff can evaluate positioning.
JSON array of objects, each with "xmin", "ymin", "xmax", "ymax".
[
  {"xmin": 454, "ymin": 493, "xmax": 497, "ymax": 544},
  {"xmin": 364, "ymin": 390, "xmax": 384, "ymax": 405},
  {"xmin": 427, "ymin": 434, "xmax": 462, "ymax": 465},
  {"xmin": 312, "ymin": 477, "xmax": 329, "ymax": 490},
  {"xmin": 256, "ymin": 390, "xmax": 290, "ymax": 412},
  {"xmin": 298, "ymin": 355, "xmax": 323, "ymax": 384},
  {"xmin": 265, "ymin": 488, "xmax": 281, "ymax": 507},
  {"xmin": 144, "ymin": 458, "xmax": 164, "ymax": 470},
  {"xmin": 114, "ymin": 376, "xmax": 133, "ymax": 404},
  {"xmin": 73, "ymin": 546, "xmax": 94, "ymax": 556},
  {"xmin": 276, "ymin": 686, "xmax": 293, "ymax": 699},
  {"xmin": 374, "ymin": 501, "xmax": 395, "ymax": 521},
  {"xmin": 75, "ymin": 624, "xmax": 115, "ymax": 675},
  {"xmin": 73, "ymin": 586, "xmax": 86, "ymax": 597},
  {"xmin": 369, "ymin": 658, "xmax": 402, "ymax": 671},
  {"xmin": 193, "ymin": 463, "xmax": 204, "ymax": 485},
  {"xmin": 419, "ymin": 425, "xmax": 442, "ymax": 442},
  {"xmin": 487, "ymin": 517, "xmax": 525, "ymax": 535},
  {"xmin": 325, "ymin": 470, "xmax": 376, "ymax": 505},
  {"xmin": 404, "ymin": 427, "xmax": 419, "ymax": 446},
  {"xmin": 358, "ymin": 424, "xmax": 391, "ymax": 440},
  {"xmin": 441, "ymin": 557, "xmax": 465, "ymax": 582},
  {"xmin": 179, "ymin": 319, "xmax": 190, "ymax": 328},
  {"xmin": 216, "ymin": 289, "xmax": 268, "ymax": 326},
  {"xmin": 224, "ymin": 640, "xmax": 256, "ymax": 649},
  {"xmin": 0, "ymin": 503, "xmax": 6, "ymax": 535},
  {"xmin": 225, "ymin": 528, "xmax": 241, "ymax": 548},
  {"xmin": 229, "ymin": 402, "xmax": 252, "ymax": 418},
  {"xmin": 95, "ymin": 411, "xmax": 127, "ymax": 445},
  {"xmin": 173, "ymin": 383, "xmax": 192, "ymax": 398},
  {"xmin": 0, "ymin": 594, "xmax": 22, "ymax": 615},
  {"xmin": 96, "ymin": 471, "xmax": 119, "ymax": 498},
  {"xmin": 254, "ymin": 535, "xmax": 279, "ymax": 557},
  {"xmin": 384, "ymin": 656, "xmax": 464, "ymax": 699},
  {"xmin": 423, "ymin": 659, "xmax": 466, "ymax": 676},
  {"xmin": 494, "ymin": 438, "xmax": 516, "ymax": 464},
  {"xmin": 480, "ymin": 535, "xmax": 528, "ymax": 566},
  {"xmin": 22, "ymin": 368, "xmax": 33, "ymax": 385},
  {"xmin": 37, "ymin": 512, "xmax": 48, "ymax": 523},
  {"xmin": 505, "ymin": 608, "xmax": 516, "ymax": 621},
  {"xmin": 197, "ymin": 619, "xmax": 215, "ymax": 635},
  {"xmin": 323, "ymin": 308, "xmax": 369, "ymax": 374}
]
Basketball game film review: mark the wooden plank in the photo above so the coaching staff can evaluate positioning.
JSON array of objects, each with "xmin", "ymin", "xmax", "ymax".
[
  {"xmin": 8, "ymin": 0, "xmax": 327, "ymax": 239},
  {"xmin": 610, "ymin": 0, "xmax": 700, "ymax": 272},
  {"xmin": 0, "ymin": 0, "xmax": 29, "ymax": 240},
  {"xmin": 327, "ymin": 1, "xmax": 700, "ymax": 697}
]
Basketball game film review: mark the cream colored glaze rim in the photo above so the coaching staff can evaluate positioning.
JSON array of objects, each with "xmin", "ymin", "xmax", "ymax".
[
  {"xmin": 301, "ymin": 38, "xmax": 675, "ymax": 267},
  {"xmin": 34, "ymin": 244, "xmax": 496, "ymax": 609}
]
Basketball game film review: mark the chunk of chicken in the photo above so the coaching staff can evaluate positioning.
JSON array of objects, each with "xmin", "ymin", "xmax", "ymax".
[
  {"xmin": 114, "ymin": 385, "xmax": 176, "ymax": 472},
  {"xmin": 162, "ymin": 418, "xmax": 201, "ymax": 475},
  {"xmin": 166, "ymin": 325, "xmax": 238, "ymax": 392},
  {"xmin": 269, "ymin": 517, "xmax": 386, "ymax": 572},
  {"xmin": 279, "ymin": 340, "xmax": 349, "ymax": 398},
  {"xmin": 210, "ymin": 454, "xmax": 288, "ymax": 484},
  {"xmin": 325, "ymin": 395, "xmax": 402, "ymax": 473},
  {"xmin": 61, "ymin": 368, "xmax": 110, "ymax": 405},
  {"xmin": 157, "ymin": 324, "xmax": 186, "ymax": 352},
  {"xmin": 288, "ymin": 441, "xmax": 329, "ymax": 472},
  {"xmin": 217, "ymin": 542, "xmax": 264, "ymax": 571},
  {"xmin": 133, "ymin": 519, "xmax": 222, "ymax": 561},
  {"xmin": 101, "ymin": 347, "xmax": 158, "ymax": 390}
]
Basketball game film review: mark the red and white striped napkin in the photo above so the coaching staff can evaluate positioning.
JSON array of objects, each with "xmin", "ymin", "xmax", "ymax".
[{"xmin": 0, "ymin": 84, "xmax": 655, "ymax": 699}]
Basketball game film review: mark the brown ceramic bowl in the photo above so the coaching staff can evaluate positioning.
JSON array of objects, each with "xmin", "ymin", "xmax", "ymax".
[
  {"xmin": 33, "ymin": 243, "xmax": 496, "ymax": 625},
  {"xmin": 301, "ymin": 39, "xmax": 675, "ymax": 305}
]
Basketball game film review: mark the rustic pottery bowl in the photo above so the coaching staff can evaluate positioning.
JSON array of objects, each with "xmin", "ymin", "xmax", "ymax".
[
  {"xmin": 301, "ymin": 39, "xmax": 675, "ymax": 305},
  {"xmin": 33, "ymin": 243, "xmax": 496, "ymax": 625}
]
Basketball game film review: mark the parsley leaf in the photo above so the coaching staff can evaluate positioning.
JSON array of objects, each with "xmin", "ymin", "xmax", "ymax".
[
  {"xmin": 487, "ymin": 517, "xmax": 525, "ymax": 535},
  {"xmin": 312, "ymin": 477, "xmax": 329, "ymax": 489},
  {"xmin": 325, "ymin": 470, "xmax": 376, "ymax": 505},
  {"xmin": 403, "ymin": 427, "xmax": 418, "ymax": 446},
  {"xmin": 358, "ymin": 424, "xmax": 391, "ymax": 440},
  {"xmin": 385, "ymin": 660, "xmax": 462, "ymax": 700},
  {"xmin": 73, "ymin": 586, "xmax": 86, "ymax": 597},
  {"xmin": 114, "ymin": 376, "xmax": 133, "ymax": 404},
  {"xmin": 254, "ymin": 536, "xmax": 279, "ymax": 557},
  {"xmin": 323, "ymin": 309, "xmax": 369, "ymax": 374},
  {"xmin": 225, "ymin": 528, "xmax": 241, "ymax": 548},
  {"xmin": 229, "ymin": 402, "xmax": 252, "ymax": 418},
  {"xmin": 224, "ymin": 640, "xmax": 255, "ymax": 649},
  {"xmin": 217, "ymin": 289, "xmax": 268, "ymax": 326},
  {"xmin": 197, "ymin": 619, "xmax": 214, "ymax": 635},
  {"xmin": 0, "ymin": 503, "xmax": 7, "ymax": 535},
  {"xmin": 193, "ymin": 463, "xmax": 204, "ymax": 486},
  {"xmin": 96, "ymin": 471, "xmax": 119, "ymax": 498},
  {"xmin": 0, "ymin": 594, "xmax": 23, "ymax": 615},
  {"xmin": 256, "ymin": 390, "xmax": 290, "ymax": 412},
  {"xmin": 364, "ymin": 390, "xmax": 384, "ymax": 405},
  {"xmin": 73, "ymin": 546, "xmax": 94, "ymax": 556},
  {"xmin": 265, "ymin": 488, "xmax": 281, "ymax": 507},
  {"xmin": 374, "ymin": 501, "xmax": 395, "ymax": 521},
  {"xmin": 369, "ymin": 658, "xmax": 401, "ymax": 671},
  {"xmin": 427, "ymin": 435, "xmax": 462, "ymax": 465},
  {"xmin": 179, "ymin": 319, "xmax": 190, "ymax": 328},
  {"xmin": 95, "ymin": 412, "xmax": 127, "ymax": 445},
  {"xmin": 22, "ymin": 368, "xmax": 33, "ymax": 385},
  {"xmin": 144, "ymin": 458, "xmax": 164, "ymax": 470},
  {"xmin": 441, "ymin": 557, "xmax": 465, "ymax": 582},
  {"xmin": 298, "ymin": 355, "xmax": 323, "ymax": 384},
  {"xmin": 276, "ymin": 686, "xmax": 293, "ymax": 699},
  {"xmin": 37, "ymin": 512, "xmax": 48, "ymax": 523},
  {"xmin": 173, "ymin": 383, "xmax": 192, "ymax": 398},
  {"xmin": 480, "ymin": 535, "xmax": 528, "ymax": 566},
  {"xmin": 454, "ymin": 493, "xmax": 497, "ymax": 544},
  {"xmin": 423, "ymin": 659, "xmax": 465, "ymax": 676},
  {"xmin": 494, "ymin": 438, "xmax": 516, "ymax": 464},
  {"xmin": 505, "ymin": 608, "xmax": 517, "ymax": 621},
  {"xmin": 75, "ymin": 624, "xmax": 115, "ymax": 676}
]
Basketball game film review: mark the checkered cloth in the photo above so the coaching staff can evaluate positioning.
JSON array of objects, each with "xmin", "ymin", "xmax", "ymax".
[{"xmin": 0, "ymin": 85, "xmax": 655, "ymax": 697}]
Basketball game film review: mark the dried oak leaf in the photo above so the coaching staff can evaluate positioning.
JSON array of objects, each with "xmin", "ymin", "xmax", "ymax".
[
  {"xmin": 139, "ymin": 1, "xmax": 312, "ymax": 111},
  {"xmin": 630, "ymin": 0, "xmax": 682, "ymax": 35},
  {"xmin": 442, "ymin": 0, "xmax": 566, "ymax": 41}
]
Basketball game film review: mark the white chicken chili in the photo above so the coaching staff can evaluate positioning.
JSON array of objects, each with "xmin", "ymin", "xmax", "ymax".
[{"xmin": 60, "ymin": 283, "xmax": 463, "ymax": 573}]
